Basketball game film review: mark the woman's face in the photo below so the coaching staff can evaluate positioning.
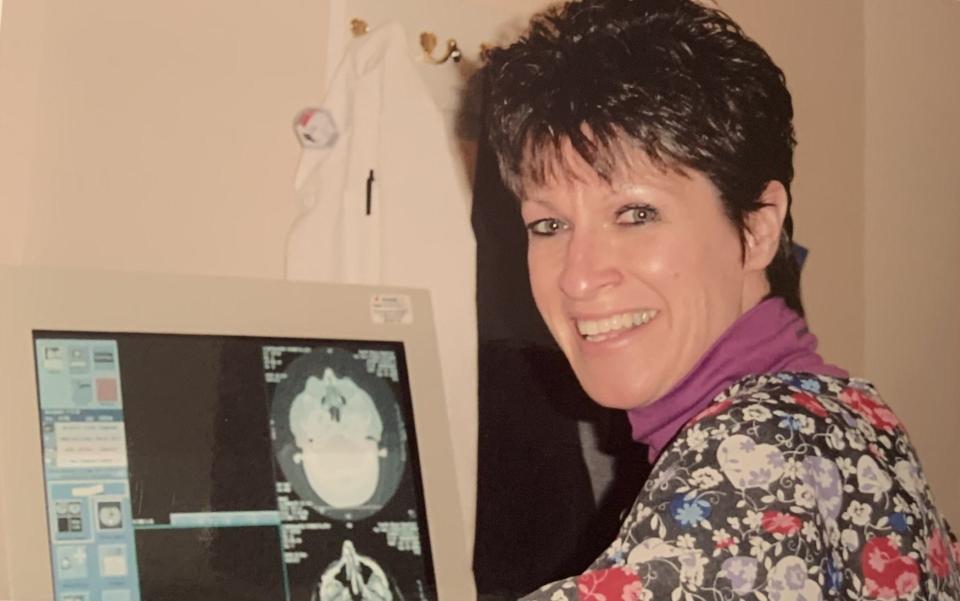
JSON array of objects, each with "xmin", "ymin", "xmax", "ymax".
[{"xmin": 520, "ymin": 147, "xmax": 767, "ymax": 409}]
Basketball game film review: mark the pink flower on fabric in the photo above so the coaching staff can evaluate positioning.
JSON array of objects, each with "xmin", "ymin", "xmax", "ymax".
[
  {"xmin": 761, "ymin": 511, "xmax": 802, "ymax": 536},
  {"xmin": 928, "ymin": 529, "xmax": 951, "ymax": 578},
  {"xmin": 862, "ymin": 536, "xmax": 920, "ymax": 599},
  {"xmin": 792, "ymin": 392, "xmax": 827, "ymax": 418},
  {"xmin": 894, "ymin": 571, "xmax": 920, "ymax": 597},
  {"xmin": 577, "ymin": 567, "xmax": 643, "ymax": 601},
  {"xmin": 621, "ymin": 580, "xmax": 645, "ymax": 601},
  {"xmin": 839, "ymin": 388, "xmax": 900, "ymax": 433}
]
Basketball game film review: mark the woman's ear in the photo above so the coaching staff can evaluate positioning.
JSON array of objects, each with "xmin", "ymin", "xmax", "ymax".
[{"xmin": 743, "ymin": 180, "xmax": 788, "ymax": 272}]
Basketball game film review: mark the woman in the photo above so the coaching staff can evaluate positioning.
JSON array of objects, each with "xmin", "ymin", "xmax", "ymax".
[{"xmin": 481, "ymin": 0, "xmax": 960, "ymax": 599}]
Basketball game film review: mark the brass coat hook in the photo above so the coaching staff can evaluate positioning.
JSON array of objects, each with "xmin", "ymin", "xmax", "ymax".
[
  {"xmin": 419, "ymin": 32, "xmax": 462, "ymax": 64},
  {"xmin": 350, "ymin": 18, "xmax": 370, "ymax": 37},
  {"xmin": 350, "ymin": 19, "xmax": 463, "ymax": 65}
]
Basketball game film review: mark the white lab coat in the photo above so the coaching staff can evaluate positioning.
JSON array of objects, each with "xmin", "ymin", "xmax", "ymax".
[{"xmin": 286, "ymin": 23, "xmax": 478, "ymax": 549}]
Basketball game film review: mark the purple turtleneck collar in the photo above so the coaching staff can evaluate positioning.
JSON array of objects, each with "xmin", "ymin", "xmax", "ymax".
[{"xmin": 628, "ymin": 297, "xmax": 848, "ymax": 463}]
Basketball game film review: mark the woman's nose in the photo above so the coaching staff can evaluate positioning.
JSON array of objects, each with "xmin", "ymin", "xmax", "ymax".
[{"xmin": 559, "ymin": 231, "xmax": 621, "ymax": 300}]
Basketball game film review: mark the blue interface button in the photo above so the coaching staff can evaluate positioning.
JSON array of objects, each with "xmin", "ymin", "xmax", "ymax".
[
  {"xmin": 55, "ymin": 545, "xmax": 90, "ymax": 580},
  {"xmin": 168, "ymin": 510, "xmax": 282, "ymax": 528}
]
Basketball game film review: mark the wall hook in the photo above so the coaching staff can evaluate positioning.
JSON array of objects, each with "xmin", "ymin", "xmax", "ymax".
[
  {"xmin": 419, "ymin": 31, "xmax": 462, "ymax": 64},
  {"xmin": 350, "ymin": 18, "xmax": 370, "ymax": 37}
]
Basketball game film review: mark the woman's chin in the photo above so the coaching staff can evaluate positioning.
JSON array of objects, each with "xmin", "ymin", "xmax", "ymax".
[
  {"xmin": 571, "ymin": 345, "xmax": 692, "ymax": 411},
  {"xmin": 582, "ymin": 380, "xmax": 660, "ymax": 411}
]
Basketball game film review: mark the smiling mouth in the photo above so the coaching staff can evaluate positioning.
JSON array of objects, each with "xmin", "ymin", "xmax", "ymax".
[{"xmin": 576, "ymin": 310, "xmax": 658, "ymax": 342}]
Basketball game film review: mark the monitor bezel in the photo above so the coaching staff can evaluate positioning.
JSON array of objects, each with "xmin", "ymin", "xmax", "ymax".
[{"xmin": 0, "ymin": 266, "xmax": 476, "ymax": 601}]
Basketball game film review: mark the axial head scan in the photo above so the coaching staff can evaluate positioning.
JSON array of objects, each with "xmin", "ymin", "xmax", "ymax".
[
  {"xmin": 271, "ymin": 347, "xmax": 408, "ymax": 521},
  {"xmin": 314, "ymin": 541, "xmax": 398, "ymax": 601},
  {"xmin": 290, "ymin": 368, "xmax": 384, "ymax": 508}
]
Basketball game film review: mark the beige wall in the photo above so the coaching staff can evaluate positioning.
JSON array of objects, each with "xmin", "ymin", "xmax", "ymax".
[
  {"xmin": 0, "ymin": 0, "xmax": 330, "ymax": 277},
  {"xmin": 864, "ymin": 0, "xmax": 960, "ymax": 524},
  {"xmin": 0, "ymin": 0, "xmax": 42, "ymax": 266}
]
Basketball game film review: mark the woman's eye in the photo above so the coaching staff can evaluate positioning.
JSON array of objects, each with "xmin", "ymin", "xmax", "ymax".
[
  {"xmin": 526, "ymin": 218, "xmax": 567, "ymax": 236},
  {"xmin": 615, "ymin": 204, "xmax": 659, "ymax": 226}
]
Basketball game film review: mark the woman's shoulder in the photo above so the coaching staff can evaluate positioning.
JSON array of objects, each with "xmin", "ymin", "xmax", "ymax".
[
  {"xmin": 664, "ymin": 370, "xmax": 924, "ymax": 498},
  {"xmin": 519, "ymin": 372, "xmax": 960, "ymax": 601},
  {"xmin": 686, "ymin": 371, "xmax": 897, "ymax": 434},
  {"xmin": 640, "ymin": 372, "xmax": 960, "ymax": 601},
  {"xmin": 660, "ymin": 372, "xmax": 951, "ymax": 543}
]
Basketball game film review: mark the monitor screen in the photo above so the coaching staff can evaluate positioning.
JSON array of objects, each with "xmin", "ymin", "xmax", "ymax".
[
  {"xmin": 34, "ymin": 332, "xmax": 436, "ymax": 601},
  {"xmin": 0, "ymin": 267, "xmax": 475, "ymax": 601}
]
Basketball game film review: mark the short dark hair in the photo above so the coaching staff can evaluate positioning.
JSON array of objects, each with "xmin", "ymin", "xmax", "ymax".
[{"xmin": 482, "ymin": 0, "xmax": 804, "ymax": 315}]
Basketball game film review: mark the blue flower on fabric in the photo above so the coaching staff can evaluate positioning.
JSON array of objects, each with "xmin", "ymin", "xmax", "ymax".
[
  {"xmin": 779, "ymin": 373, "xmax": 822, "ymax": 394},
  {"xmin": 800, "ymin": 378, "xmax": 822, "ymax": 393},
  {"xmin": 890, "ymin": 512, "xmax": 909, "ymax": 533},
  {"xmin": 827, "ymin": 554, "xmax": 844, "ymax": 591},
  {"xmin": 669, "ymin": 493, "xmax": 712, "ymax": 527},
  {"xmin": 778, "ymin": 414, "xmax": 803, "ymax": 431}
]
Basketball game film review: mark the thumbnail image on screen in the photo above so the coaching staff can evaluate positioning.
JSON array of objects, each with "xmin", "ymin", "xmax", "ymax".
[{"xmin": 33, "ymin": 332, "xmax": 438, "ymax": 601}]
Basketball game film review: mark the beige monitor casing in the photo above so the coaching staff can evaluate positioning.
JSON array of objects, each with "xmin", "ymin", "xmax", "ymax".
[{"xmin": 0, "ymin": 266, "xmax": 476, "ymax": 601}]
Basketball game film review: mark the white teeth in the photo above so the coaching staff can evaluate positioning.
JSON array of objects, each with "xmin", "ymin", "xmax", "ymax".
[{"xmin": 576, "ymin": 310, "xmax": 658, "ymax": 338}]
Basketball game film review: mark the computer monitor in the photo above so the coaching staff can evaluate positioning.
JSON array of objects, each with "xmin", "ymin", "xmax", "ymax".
[{"xmin": 0, "ymin": 267, "xmax": 476, "ymax": 601}]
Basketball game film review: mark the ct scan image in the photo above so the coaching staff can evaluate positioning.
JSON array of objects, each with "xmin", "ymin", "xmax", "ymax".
[
  {"xmin": 270, "ymin": 347, "xmax": 406, "ymax": 521},
  {"xmin": 264, "ymin": 343, "xmax": 437, "ymax": 601},
  {"xmin": 292, "ymin": 368, "xmax": 384, "ymax": 509},
  {"xmin": 313, "ymin": 540, "xmax": 404, "ymax": 601}
]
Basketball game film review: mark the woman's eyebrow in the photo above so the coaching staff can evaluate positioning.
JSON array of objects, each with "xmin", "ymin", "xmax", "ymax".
[
  {"xmin": 609, "ymin": 182, "xmax": 664, "ymax": 200},
  {"xmin": 610, "ymin": 183, "xmax": 645, "ymax": 195},
  {"xmin": 613, "ymin": 175, "xmax": 685, "ymax": 200},
  {"xmin": 520, "ymin": 195, "xmax": 557, "ymax": 209}
]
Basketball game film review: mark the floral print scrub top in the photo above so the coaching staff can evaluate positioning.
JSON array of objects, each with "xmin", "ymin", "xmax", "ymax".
[{"xmin": 521, "ymin": 373, "xmax": 960, "ymax": 601}]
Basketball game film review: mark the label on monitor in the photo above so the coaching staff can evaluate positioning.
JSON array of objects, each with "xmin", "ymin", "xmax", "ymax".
[{"xmin": 370, "ymin": 294, "xmax": 413, "ymax": 325}]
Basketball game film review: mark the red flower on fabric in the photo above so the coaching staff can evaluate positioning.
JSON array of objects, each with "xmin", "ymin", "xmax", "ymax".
[
  {"xmin": 928, "ymin": 529, "xmax": 951, "ymax": 578},
  {"xmin": 761, "ymin": 511, "xmax": 802, "ymax": 536},
  {"xmin": 839, "ymin": 388, "xmax": 901, "ymax": 433},
  {"xmin": 577, "ymin": 567, "xmax": 644, "ymax": 601},
  {"xmin": 692, "ymin": 399, "xmax": 733, "ymax": 424},
  {"xmin": 792, "ymin": 392, "xmax": 827, "ymax": 418},
  {"xmin": 862, "ymin": 536, "xmax": 920, "ymax": 599}
]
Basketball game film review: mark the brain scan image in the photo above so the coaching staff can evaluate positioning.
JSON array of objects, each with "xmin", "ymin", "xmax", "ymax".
[
  {"xmin": 291, "ymin": 368, "xmax": 384, "ymax": 508},
  {"xmin": 271, "ymin": 347, "xmax": 408, "ymax": 521},
  {"xmin": 313, "ymin": 541, "xmax": 403, "ymax": 601}
]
